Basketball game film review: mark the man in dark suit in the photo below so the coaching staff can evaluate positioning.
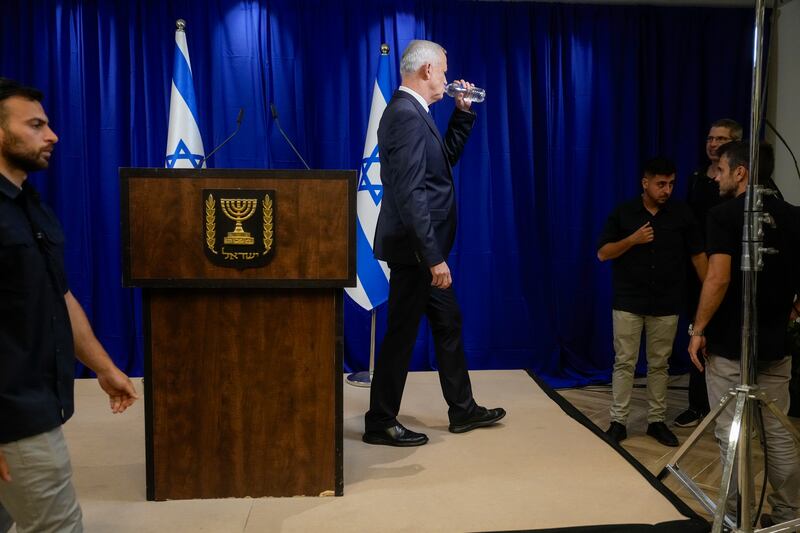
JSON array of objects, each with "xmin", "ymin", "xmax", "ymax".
[{"xmin": 363, "ymin": 40, "xmax": 505, "ymax": 447}]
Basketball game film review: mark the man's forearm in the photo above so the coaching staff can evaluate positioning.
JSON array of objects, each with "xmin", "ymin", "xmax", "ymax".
[
  {"xmin": 443, "ymin": 108, "xmax": 475, "ymax": 166},
  {"xmin": 691, "ymin": 253, "xmax": 708, "ymax": 282},
  {"xmin": 64, "ymin": 291, "xmax": 116, "ymax": 374},
  {"xmin": 693, "ymin": 277, "xmax": 729, "ymax": 331},
  {"xmin": 597, "ymin": 237, "xmax": 633, "ymax": 261},
  {"xmin": 693, "ymin": 254, "xmax": 732, "ymax": 331}
]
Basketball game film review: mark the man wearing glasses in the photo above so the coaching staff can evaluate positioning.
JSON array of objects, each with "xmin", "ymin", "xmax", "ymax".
[{"xmin": 674, "ymin": 118, "xmax": 742, "ymax": 429}]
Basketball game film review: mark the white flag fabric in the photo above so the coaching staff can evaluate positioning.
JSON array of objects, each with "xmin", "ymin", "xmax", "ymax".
[
  {"xmin": 345, "ymin": 49, "xmax": 392, "ymax": 310},
  {"xmin": 165, "ymin": 21, "xmax": 205, "ymax": 168}
]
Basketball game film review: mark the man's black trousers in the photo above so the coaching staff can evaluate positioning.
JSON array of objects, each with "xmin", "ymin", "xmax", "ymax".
[{"xmin": 365, "ymin": 262, "xmax": 477, "ymax": 432}]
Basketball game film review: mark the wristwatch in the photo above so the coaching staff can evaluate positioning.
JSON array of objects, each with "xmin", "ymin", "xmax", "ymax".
[{"xmin": 688, "ymin": 323, "xmax": 704, "ymax": 337}]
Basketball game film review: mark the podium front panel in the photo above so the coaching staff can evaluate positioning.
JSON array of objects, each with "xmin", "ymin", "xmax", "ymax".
[
  {"xmin": 122, "ymin": 168, "xmax": 356, "ymax": 288},
  {"xmin": 144, "ymin": 288, "xmax": 343, "ymax": 499}
]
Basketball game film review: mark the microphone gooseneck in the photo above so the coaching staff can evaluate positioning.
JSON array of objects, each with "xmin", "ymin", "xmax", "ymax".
[
  {"xmin": 199, "ymin": 107, "xmax": 244, "ymax": 167},
  {"xmin": 269, "ymin": 102, "xmax": 311, "ymax": 170}
]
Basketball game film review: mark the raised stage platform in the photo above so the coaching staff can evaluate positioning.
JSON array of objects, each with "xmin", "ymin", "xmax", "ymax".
[{"xmin": 61, "ymin": 371, "xmax": 705, "ymax": 532}]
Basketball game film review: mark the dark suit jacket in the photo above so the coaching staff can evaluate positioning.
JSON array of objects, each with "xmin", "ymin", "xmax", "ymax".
[{"xmin": 373, "ymin": 90, "xmax": 476, "ymax": 266}]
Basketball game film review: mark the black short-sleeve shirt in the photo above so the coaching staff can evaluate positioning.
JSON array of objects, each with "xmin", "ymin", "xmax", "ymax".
[
  {"xmin": 704, "ymin": 194, "xmax": 800, "ymax": 361},
  {"xmin": 687, "ymin": 168, "xmax": 724, "ymax": 227},
  {"xmin": 597, "ymin": 197, "xmax": 704, "ymax": 316},
  {"xmin": 0, "ymin": 174, "xmax": 75, "ymax": 443},
  {"xmin": 684, "ymin": 168, "xmax": 724, "ymax": 313}
]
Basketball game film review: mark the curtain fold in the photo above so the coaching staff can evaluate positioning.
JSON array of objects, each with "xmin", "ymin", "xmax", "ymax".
[{"xmin": 1, "ymin": 0, "xmax": 755, "ymax": 385}]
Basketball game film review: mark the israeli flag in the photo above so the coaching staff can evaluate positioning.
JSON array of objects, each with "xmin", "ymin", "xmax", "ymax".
[
  {"xmin": 165, "ymin": 20, "xmax": 205, "ymax": 169},
  {"xmin": 345, "ymin": 47, "xmax": 392, "ymax": 310}
]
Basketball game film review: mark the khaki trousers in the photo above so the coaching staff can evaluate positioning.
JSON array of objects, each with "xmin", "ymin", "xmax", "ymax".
[
  {"xmin": 706, "ymin": 355, "xmax": 799, "ymax": 522},
  {"xmin": 609, "ymin": 310, "xmax": 678, "ymax": 425},
  {"xmin": 0, "ymin": 427, "xmax": 82, "ymax": 533}
]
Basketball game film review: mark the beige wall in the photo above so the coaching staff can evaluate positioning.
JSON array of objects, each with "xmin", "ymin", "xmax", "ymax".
[{"xmin": 767, "ymin": 0, "xmax": 800, "ymax": 204}]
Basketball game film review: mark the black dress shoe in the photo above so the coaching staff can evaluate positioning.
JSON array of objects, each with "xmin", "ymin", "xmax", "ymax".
[
  {"xmin": 362, "ymin": 424, "xmax": 428, "ymax": 447},
  {"xmin": 449, "ymin": 406, "xmax": 506, "ymax": 433},
  {"xmin": 605, "ymin": 421, "xmax": 627, "ymax": 444},
  {"xmin": 647, "ymin": 421, "xmax": 679, "ymax": 447}
]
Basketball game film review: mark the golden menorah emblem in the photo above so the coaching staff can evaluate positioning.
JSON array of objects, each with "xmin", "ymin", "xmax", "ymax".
[{"xmin": 220, "ymin": 198, "xmax": 258, "ymax": 245}]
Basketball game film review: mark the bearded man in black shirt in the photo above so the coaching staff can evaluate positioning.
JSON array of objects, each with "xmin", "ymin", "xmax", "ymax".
[
  {"xmin": 0, "ymin": 78, "xmax": 138, "ymax": 533},
  {"xmin": 688, "ymin": 141, "xmax": 800, "ymax": 527}
]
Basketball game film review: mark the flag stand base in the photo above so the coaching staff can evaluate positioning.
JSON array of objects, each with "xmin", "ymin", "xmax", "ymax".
[
  {"xmin": 345, "ymin": 308, "xmax": 378, "ymax": 388},
  {"xmin": 346, "ymin": 371, "xmax": 372, "ymax": 388}
]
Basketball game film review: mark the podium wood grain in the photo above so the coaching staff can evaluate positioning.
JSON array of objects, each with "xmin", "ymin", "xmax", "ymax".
[{"xmin": 147, "ymin": 289, "xmax": 340, "ymax": 499}]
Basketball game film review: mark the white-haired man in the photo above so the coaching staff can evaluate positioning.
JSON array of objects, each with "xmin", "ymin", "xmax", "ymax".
[{"xmin": 363, "ymin": 40, "xmax": 505, "ymax": 446}]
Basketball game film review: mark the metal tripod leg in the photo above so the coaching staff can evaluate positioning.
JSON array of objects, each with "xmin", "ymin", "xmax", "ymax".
[
  {"xmin": 751, "ymin": 390, "xmax": 800, "ymax": 533},
  {"xmin": 712, "ymin": 386, "xmax": 751, "ymax": 533},
  {"xmin": 666, "ymin": 389, "xmax": 735, "ymax": 471},
  {"xmin": 665, "ymin": 381, "xmax": 800, "ymax": 533},
  {"xmin": 757, "ymin": 519, "xmax": 800, "ymax": 532},
  {"xmin": 759, "ymin": 391, "xmax": 800, "ymax": 446},
  {"xmin": 663, "ymin": 389, "xmax": 737, "ymax": 530}
]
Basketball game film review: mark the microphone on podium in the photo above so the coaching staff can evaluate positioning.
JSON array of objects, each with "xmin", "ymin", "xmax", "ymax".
[
  {"xmin": 198, "ymin": 108, "xmax": 244, "ymax": 167},
  {"xmin": 270, "ymin": 103, "xmax": 311, "ymax": 170}
]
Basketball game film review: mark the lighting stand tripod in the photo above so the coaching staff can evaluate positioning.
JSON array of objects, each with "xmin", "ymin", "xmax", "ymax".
[
  {"xmin": 661, "ymin": 1, "xmax": 800, "ymax": 531},
  {"xmin": 664, "ymin": 363, "xmax": 800, "ymax": 532}
]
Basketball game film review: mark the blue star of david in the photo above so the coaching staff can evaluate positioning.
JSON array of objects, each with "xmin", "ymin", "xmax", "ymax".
[
  {"xmin": 165, "ymin": 139, "xmax": 204, "ymax": 169},
  {"xmin": 357, "ymin": 145, "xmax": 382, "ymax": 205}
]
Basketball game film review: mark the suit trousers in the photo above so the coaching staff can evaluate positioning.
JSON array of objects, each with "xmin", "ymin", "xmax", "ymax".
[
  {"xmin": 365, "ymin": 262, "xmax": 477, "ymax": 432},
  {"xmin": 687, "ymin": 285, "xmax": 710, "ymax": 415},
  {"xmin": 687, "ymin": 363, "xmax": 710, "ymax": 414}
]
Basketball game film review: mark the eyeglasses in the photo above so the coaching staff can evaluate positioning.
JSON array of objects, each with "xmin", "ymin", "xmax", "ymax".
[{"xmin": 706, "ymin": 136, "xmax": 732, "ymax": 143}]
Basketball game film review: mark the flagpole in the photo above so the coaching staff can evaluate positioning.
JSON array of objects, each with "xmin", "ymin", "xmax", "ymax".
[
  {"xmin": 345, "ymin": 43, "xmax": 392, "ymax": 388},
  {"xmin": 346, "ymin": 309, "xmax": 376, "ymax": 387},
  {"xmin": 165, "ymin": 18, "xmax": 205, "ymax": 169}
]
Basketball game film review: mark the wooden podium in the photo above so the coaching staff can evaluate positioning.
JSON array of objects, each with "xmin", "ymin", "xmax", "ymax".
[{"xmin": 120, "ymin": 168, "xmax": 355, "ymax": 500}]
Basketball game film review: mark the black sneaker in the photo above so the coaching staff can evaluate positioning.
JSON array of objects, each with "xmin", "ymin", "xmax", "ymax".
[
  {"xmin": 605, "ymin": 421, "xmax": 627, "ymax": 444},
  {"xmin": 647, "ymin": 422, "xmax": 679, "ymax": 447},
  {"xmin": 673, "ymin": 408, "xmax": 706, "ymax": 428}
]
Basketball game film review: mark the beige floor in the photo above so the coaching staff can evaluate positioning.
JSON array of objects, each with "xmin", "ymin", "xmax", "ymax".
[{"xmin": 52, "ymin": 371, "xmax": 692, "ymax": 532}]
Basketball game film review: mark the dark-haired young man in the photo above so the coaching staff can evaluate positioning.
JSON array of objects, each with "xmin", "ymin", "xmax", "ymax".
[
  {"xmin": 598, "ymin": 157, "xmax": 707, "ymax": 447},
  {"xmin": 0, "ymin": 78, "xmax": 138, "ymax": 532}
]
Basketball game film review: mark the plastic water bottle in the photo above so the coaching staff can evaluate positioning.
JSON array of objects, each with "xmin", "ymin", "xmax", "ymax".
[{"xmin": 444, "ymin": 82, "xmax": 486, "ymax": 103}]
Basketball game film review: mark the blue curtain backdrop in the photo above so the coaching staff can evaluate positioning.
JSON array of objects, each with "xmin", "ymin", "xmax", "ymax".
[{"xmin": 1, "ymin": 0, "xmax": 756, "ymax": 386}]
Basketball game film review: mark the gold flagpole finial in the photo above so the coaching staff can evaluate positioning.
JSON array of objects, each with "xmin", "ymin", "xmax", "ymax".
[
  {"xmin": 176, "ymin": 19, "xmax": 186, "ymax": 32},
  {"xmin": 380, "ymin": 43, "xmax": 389, "ymax": 55}
]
